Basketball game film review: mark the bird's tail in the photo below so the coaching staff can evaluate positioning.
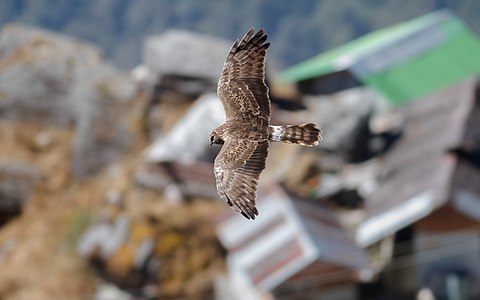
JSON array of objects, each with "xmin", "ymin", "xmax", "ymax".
[{"xmin": 268, "ymin": 123, "xmax": 322, "ymax": 147}]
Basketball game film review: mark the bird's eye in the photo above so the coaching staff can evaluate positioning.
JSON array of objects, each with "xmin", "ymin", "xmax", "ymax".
[{"xmin": 210, "ymin": 135, "xmax": 215, "ymax": 142}]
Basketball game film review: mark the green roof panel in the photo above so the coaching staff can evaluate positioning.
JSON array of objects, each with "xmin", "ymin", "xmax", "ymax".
[
  {"xmin": 363, "ymin": 21, "xmax": 480, "ymax": 105},
  {"xmin": 277, "ymin": 10, "xmax": 480, "ymax": 105},
  {"xmin": 278, "ymin": 11, "xmax": 444, "ymax": 83}
]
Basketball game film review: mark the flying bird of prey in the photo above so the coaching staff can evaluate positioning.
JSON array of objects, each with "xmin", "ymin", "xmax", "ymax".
[{"xmin": 210, "ymin": 28, "xmax": 322, "ymax": 220}]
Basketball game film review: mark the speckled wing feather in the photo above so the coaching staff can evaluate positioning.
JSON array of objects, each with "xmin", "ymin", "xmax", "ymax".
[
  {"xmin": 217, "ymin": 28, "xmax": 271, "ymax": 123},
  {"xmin": 214, "ymin": 138, "xmax": 268, "ymax": 220}
]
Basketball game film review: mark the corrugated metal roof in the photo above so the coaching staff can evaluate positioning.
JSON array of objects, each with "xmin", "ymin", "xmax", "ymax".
[
  {"xmin": 216, "ymin": 186, "xmax": 316, "ymax": 291},
  {"xmin": 140, "ymin": 93, "xmax": 223, "ymax": 198},
  {"xmin": 278, "ymin": 10, "xmax": 480, "ymax": 105},
  {"xmin": 278, "ymin": 10, "xmax": 451, "ymax": 83},
  {"xmin": 144, "ymin": 93, "xmax": 224, "ymax": 163},
  {"xmin": 291, "ymin": 196, "xmax": 369, "ymax": 271},
  {"xmin": 356, "ymin": 78, "xmax": 478, "ymax": 246},
  {"xmin": 357, "ymin": 153, "xmax": 456, "ymax": 247},
  {"xmin": 379, "ymin": 77, "xmax": 476, "ymax": 172},
  {"xmin": 216, "ymin": 185, "xmax": 369, "ymax": 292}
]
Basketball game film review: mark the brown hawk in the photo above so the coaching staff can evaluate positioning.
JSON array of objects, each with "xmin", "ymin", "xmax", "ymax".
[{"xmin": 210, "ymin": 28, "xmax": 322, "ymax": 220}]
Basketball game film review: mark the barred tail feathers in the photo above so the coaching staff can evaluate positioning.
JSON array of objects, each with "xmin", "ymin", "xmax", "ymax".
[{"xmin": 268, "ymin": 123, "xmax": 322, "ymax": 146}]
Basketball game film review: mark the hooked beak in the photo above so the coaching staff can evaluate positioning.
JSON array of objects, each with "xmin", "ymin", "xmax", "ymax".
[{"xmin": 210, "ymin": 140, "xmax": 214, "ymax": 146}]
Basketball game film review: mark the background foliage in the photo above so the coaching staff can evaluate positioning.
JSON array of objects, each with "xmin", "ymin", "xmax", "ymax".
[{"xmin": 1, "ymin": 0, "xmax": 479, "ymax": 70}]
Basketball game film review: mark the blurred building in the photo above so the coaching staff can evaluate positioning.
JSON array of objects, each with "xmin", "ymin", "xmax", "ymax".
[
  {"xmin": 278, "ymin": 9, "xmax": 480, "ymax": 106},
  {"xmin": 214, "ymin": 9, "xmax": 480, "ymax": 299},
  {"xmin": 215, "ymin": 185, "xmax": 370, "ymax": 300},
  {"xmin": 215, "ymin": 77, "xmax": 480, "ymax": 300},
  {"xmin": 129, "ymin": 11, "xmax": 480, "ymax": 300},
  {"xmin": 137, "ymin": 93, "xmax": 223, "ymax": 201},
  {"xmin": 134, "ymin": 30, "xmax": 232, "ymax": 138}
]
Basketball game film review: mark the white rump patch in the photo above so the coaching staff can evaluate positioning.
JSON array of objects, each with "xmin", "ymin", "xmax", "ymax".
[
  {"xmin": 270, "ymin": 125, "xmax": 283, "ymax": 142},
  {"xmin": 214, "ymin": 167, "xmax": 224, "ymax": 179}
]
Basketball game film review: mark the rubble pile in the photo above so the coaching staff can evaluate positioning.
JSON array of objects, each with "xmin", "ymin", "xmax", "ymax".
[{"xmin": 0, "ymin": 25, "xmax": 226, "ymax": 300}]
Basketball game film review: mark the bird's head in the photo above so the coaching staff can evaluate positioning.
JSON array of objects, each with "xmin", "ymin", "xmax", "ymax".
[{"xmin": 209, "ymin": 130, "xmax": 224, "ymax": 146}]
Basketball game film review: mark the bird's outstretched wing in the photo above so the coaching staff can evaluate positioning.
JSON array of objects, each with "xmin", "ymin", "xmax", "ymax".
[
  {"xmin": 214, "ymin": 138, "xmax": 268, "ymax": 219},
  {"xmin": 217, "ymin": 28, "xmax": 271, "ymax": 123}
]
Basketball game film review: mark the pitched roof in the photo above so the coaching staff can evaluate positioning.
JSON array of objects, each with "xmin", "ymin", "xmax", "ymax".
[
  {"xmin": 356, "ymin": 77, "xmax": 479, "ymax": 246},
  {"xmin": 304, "ymin": 78, "xmax": 479, "ymax": 247},
  {"xmin": 144, "ymin": 93, "xmax": 224, "ymax": 164},
  {"xmin": 215, "ymin": 78, "xmax": 480, "ymax": 296},
  {"xmin": 216, "ymin": 185, "xmax": 369, "ymax": 292},
  {"xmin": 278, "ymin": 10, "xmax": 480, "ymax": 105},
  {"xmin": 279, "ymin": 11, "xmax": 443, "ymax": 82}
]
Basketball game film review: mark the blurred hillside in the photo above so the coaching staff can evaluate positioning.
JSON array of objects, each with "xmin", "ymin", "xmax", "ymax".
[
  {"xmin": 0, "ymin": 4, "xmax": 480, "ymax": 300},
  {"xmin": 1, "ymin": 0, "xmax": 480, "ymax": 69},
  {"xmin": 0, "ymin": 24, "xmax": 226, "ymax": 299}
]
